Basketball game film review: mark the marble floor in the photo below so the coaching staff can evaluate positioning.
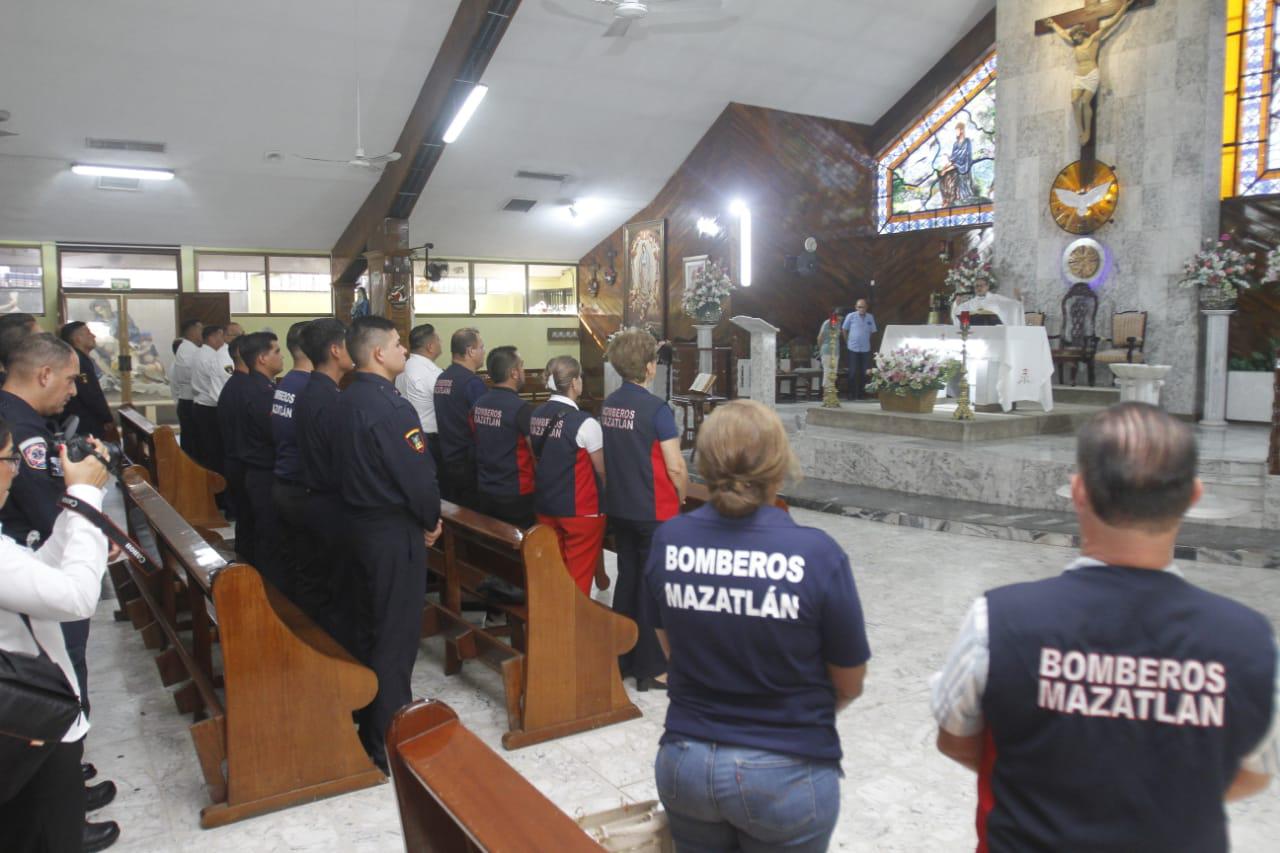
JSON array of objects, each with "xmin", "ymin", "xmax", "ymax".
[{"xmin": 86, "ymin": 508, "xmax": 1280, "ymax": 852}]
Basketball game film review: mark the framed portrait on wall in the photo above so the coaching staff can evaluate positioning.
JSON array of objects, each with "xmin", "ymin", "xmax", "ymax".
[
  {"xmin": 623, "ymin": 218, "xmax": 665, "ymax": 337},
  {"xmin": 682, "ymin": 254, "xmax": 708, "ymax": 296}
]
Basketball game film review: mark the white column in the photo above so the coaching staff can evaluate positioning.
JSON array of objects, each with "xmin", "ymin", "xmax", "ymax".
[
  {"xmin": 1200, "ymin": 309, "xmax": 1235, "ymax": 428},
  {"xmin": 694, "ymin": 324, "xmax": 716, "ymax": 376}
]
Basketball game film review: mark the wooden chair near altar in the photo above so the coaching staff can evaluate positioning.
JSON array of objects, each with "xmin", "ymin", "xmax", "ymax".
[
  {"xmin": 1025, "ymin": 311, "xmax": 1045, "ymax": 327},
  {"xmin": 1049, "ymin": 282, "xmax": 1100, "ymax": 386},
  {"xmin": 1093, "ymin": 310, "xmax": 1148, "ymax": 380}
]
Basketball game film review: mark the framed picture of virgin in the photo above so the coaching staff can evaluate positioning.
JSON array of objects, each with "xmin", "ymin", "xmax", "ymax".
[{"xmin": 622, "ymin": 218, "xmax": 665, "ymax": 337}]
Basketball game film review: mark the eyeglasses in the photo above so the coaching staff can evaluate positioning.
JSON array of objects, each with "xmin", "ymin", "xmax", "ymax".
[{"xmin": 0, "ymin": 455, "xmax": 21, "ymax": 473}]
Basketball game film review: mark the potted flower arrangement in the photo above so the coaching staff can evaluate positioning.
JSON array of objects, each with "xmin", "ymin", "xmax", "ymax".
[
  {"xmin": 865, "ymin": 346, "xmax": 961, "ymax": 414},
  {"xmin": 681, "ymin": 259, "xmax": 734, "ymax": 324},
  {"xmin": 1179, "ymin": 234, "xmax": 1256, "ymax": 309},
  {"xmin": 943, "ymin": 248, "xmax": 996, "ymax": 301}
]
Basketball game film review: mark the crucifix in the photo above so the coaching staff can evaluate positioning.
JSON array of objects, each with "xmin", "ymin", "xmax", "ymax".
[{"xmin": 1035, "ymin": 0, "xmax": 1154, "ymax": 154}]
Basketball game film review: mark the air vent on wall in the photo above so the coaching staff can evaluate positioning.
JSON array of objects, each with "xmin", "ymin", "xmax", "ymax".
[
  {"xmin": 503, "ymin": 198, "xmax": 537, "ymax": 213},
  {"xmin": 515, "ymin": 170, "xmax": 569, "ymax": 183},
  {"xmin": 85, "ymin": 137, "xmax": 167, "ymax": 154},
  {"xmin": 97, "ymin": 176, "xmax": 141, "ymax": 192}
]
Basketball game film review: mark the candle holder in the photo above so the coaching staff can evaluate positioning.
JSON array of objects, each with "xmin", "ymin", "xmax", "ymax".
[
  {"xmin": 822, "ymin": 314, "xmax": 842, "ymax": 409},
  {"xmin": 953, "ymin": 319, "xmax": 975, "ymax": 421}
]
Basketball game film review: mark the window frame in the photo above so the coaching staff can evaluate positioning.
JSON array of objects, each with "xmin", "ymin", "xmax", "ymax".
[
  {"xmin": 0, "ymin": 243, "xmax": 47, "ymax": 316},
  {"xmin": 194, "ymin": 250, "xmax": 334, "ymax": 316},
  {"xmin": 414, "ymin": 258, "xmax": 578, "ymax": 317},
  {"xmin": 1222, "ymin": 0, "xmax": 1280, "ymax": 198},
  {"xmin": 57, "ymin": 244, "xmax": 182, "ymax": 295}
]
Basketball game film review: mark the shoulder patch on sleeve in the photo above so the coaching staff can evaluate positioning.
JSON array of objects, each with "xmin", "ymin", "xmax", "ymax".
[
  {"xmin": 19, "ymin": 436, "xmax": 48, "ymax": 470},
  {"xmin": 404, "ymin": 427, "xmax": 426, "ymax": 454}
]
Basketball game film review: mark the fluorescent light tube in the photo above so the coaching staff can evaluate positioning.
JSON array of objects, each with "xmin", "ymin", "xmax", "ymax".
[
  {"xmin": 71, "ymin": 164, "xmax": 174, "ymax": 181},
  {"xmin": 442, "ymin": 84, "xmax": 489, "ymax": 144}
]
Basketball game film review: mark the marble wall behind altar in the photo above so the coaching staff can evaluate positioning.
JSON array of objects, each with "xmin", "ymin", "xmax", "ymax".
[{"xmin": 992, "ymin": 0, "xmax": 1225, "ymax": 415}]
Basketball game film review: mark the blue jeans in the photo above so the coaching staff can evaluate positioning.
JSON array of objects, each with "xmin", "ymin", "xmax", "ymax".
[{"xmin": 655, "ymin": 737, "xmax": 841, "ymax": 852}]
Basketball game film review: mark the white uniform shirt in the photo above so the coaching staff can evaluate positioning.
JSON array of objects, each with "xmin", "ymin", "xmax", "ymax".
[
  {"xmin": 952, "ymin": 292, "xmax": 1025, "ymax": 326},
  {"xmin": 170, "ymin": 339, "xmax": 201, "ymax": 402},
  {"xmin": 546, "ymin": 394, "xmax": 603, "ymax": 453},
  {"xmin": 0, "ymin": 484, "xmax": 109, "ymax": 743},
  {"xmin": 191, "ymin": 344, "xmax": 232, "ymax": 406},
  {"xmin": 395, "ymin": 353, "xmax": 444, "ymax": 433}
]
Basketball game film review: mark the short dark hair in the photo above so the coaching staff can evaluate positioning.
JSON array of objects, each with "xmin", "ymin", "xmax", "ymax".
[
  {"xmin": 171, "ymin": 338, "xmax": 182, "ymax": 355},
  {"xmin": 238, "ymin": 331, "xmax": 277, "ymax": 370},
  {"xmin": 227, "ymin": 335, "xmax": 243, "ymax": 363},
  {"xmin": 58, "ymin": 321, "xmax": 87, "ymax": 344},
  {"xmin": 0, "ymin": 314, "xmax": 37, "ymax": 368},
  {"xmin": 285, "ymin": 321, "xmax": 311, "ymax": 357},
  {"xmin": 6, "ymin": 332, "xmax": 75, "ymax": 376},
  {"xmin": 302, "ymin": 318, "xmax": 347, "ymax": 366},
  {"xmin": 1077, "ymin": 402, "xmax": 1198, "ymax": 530},
  {"xmin": 180, "ymin": 318, "xmax": 202, "ymax": 335},
  {"xmin": 0, "ymin": 313, "xmax": 36, "ymax": 333},
  {"xmin": 409, "ymin": 323, "xmax": 437, "ymax": 353},
  {"xmin": 485, "ymin": 345, "xmax": 521, "ymax": 384},
  {"xmin": 202, "ymin": 324, "xmax": 224, "ymax": 341},
  {"xmin": 347, "ymin": 316, "xmax": 398, "ymax": 367},
  {"xmin": 450, "ymin": 327, "xmax": 481, "ymax": 358}
]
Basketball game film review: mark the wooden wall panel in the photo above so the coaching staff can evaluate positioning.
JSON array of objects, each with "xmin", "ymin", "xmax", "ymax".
[{"xmin": 1220, "ymin": 196, "xmax": 1280, "ymax": 362}]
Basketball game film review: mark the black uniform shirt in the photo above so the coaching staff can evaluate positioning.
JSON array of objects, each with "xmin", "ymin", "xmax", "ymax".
[
  {"xmin": 216, "ymin": 371, "xmax": 252, "ymax": 464},
  {"xmin": 295, "ymin": 371, "xmax": 341, "ymax": 494},
  {"xmin": 336, "ymin": 372, "xmax": 439, "ymax": 529},
  {"xmin": 62, "ymin": 349, "xmax": 112, "ymax": 438},
  {"xmin": 0, "ymin": 390, "xmax": 65, "ymax": 546},
  {"xmin": 237, "ymin": 371, "xmax": 277, "ymax": 472}
]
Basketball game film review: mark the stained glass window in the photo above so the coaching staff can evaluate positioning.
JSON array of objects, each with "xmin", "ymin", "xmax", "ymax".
[
  {"xmin": 876, "ymin": 51, "xmax": 996, "ymax": 233},
  {"xmin": 1222, "ymin": 0, "xmax": 1280, "ymax": 197}
]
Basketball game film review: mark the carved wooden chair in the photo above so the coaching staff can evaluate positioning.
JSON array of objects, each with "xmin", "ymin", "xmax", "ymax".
[
  {"xmin": 1049, "ymin": 282, "xmax": 1100, "ymax": 386},
  {"xmin": 1025, "ymin": 311, "xmax": 1045, "ymax": 327},
  {"xmin": 1093, "ymin": 311, "xmax": 1148, "ymax": 380}
]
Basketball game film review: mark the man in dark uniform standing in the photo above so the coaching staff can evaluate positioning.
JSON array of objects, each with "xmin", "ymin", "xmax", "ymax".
[
  {"xmin": 294, "ymin": 318, "xmax": 354, "ymax": 641},
  {"xmin": 228, "ymin": 332, "xmax": 284, "ymax": 589},
  {"xmin": 58, "ymin": 322, "xmax": 115, "ymax": 440},
  {"xmin": 433, "ymin": 327, "xmax": 486, "ymax": 507},
  {"xmin": 270, "ymin": 321, "xmax": 313, "ymax": 605},
  {"xmin": 334, "ymin": 315, "xmax": 442, "ymax": 770},
  {"xmin": 932, "ymin": 402, "xmax": 1280, "ymax": 851},
  {"xmin": 471, "ymin": 346, "xmax": 535, "ymax": 528},
  {"xmin": 216, "ymin": 338, "xmax": 253, "ymax": 559}
]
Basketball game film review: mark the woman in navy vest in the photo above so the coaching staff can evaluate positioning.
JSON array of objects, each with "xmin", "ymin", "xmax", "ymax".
[
  {"xmin": 530, "ymin": 356, "xmax": 608, "ymax": 596},
  {"xmin": 601, "ymin": 329, "xmax": 687, "ymax": 691},
  {"xmin": 644, "ymin": 401, "xmax": 870, "ymax": 852}
]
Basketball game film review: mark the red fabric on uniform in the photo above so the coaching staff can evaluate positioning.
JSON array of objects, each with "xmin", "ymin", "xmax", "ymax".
[
  {"xmin": 517, "ymin": 435, "xmax": 535, "ymax": 495},
  {"xmin": 572, "ymin": 447, "xmax": 600, "ymax": 517},
  {"xmin": 651, "ymin": 441, "xmax": 679, "ymax": 521},
  {"xmin": 976, "ymin": 726, "xmax": 997, "ymax": 853},
  {"xmin": 538, "ymin": 513, "xmax": 607, "ymax": 595}
]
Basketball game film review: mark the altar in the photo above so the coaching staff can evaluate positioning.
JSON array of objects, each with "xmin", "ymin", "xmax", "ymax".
[{"xmin": 878, "ymin": 325, "xmax": 1055, "ymax": 412}]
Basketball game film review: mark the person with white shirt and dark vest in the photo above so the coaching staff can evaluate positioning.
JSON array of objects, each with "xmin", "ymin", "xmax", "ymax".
[
  {"xmin": 471, "ymin": 345, "xmax": 536, "ymax": 529},
  {"xmin": 601, "ymin": 329, "xmax": 688, "ymax": 691},
  {"xmin": 932, "ymin": 402, "xmax": 1280, "ymax": 852},
  {"xmin": 395, "ymin": 323, "xmax": 444, "ymax": 475},
  {"xmin": 293, "ymin": 318, "xmax": 355, "ymax": 644},
  {"xmin": 190, "ymin": 324, "xmax": 231, "ymax": 473},
  {"xmin": 644, "ymin": 400, "xmax": 870, "ymax": 851},
  {"xmin": 169, "ymin": 318, "xmax": 202, "ymax": 457},
  {"xmin": 227, "ymin": 332, "xmax": 284, "ymax": 590},
  {"xmin": 840, "ymin": 298, "xmax": 877, "ymax": 401},
  {"xmin": 530, "ymin": 355, "xmax": 608, "ymax": 595},
  {"xmin": 57, "ymin": 323, "xmax": 115, "ymax": 442},
  {"xmin": 270, "ymin": 321, "xmax": 313, "ymax": 604},
  {"xmin": 433, "ymin": 327, "xmax": 487, "ymax": 508},
  {"xmin": 333, "ymin": 316, "xmax": 443, "ymax": 771},
  {"xmin": 215, "ymin": 338, "xmax": 253, "ymax": 559}
]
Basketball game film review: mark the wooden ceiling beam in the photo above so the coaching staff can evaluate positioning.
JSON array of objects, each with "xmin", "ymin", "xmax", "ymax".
[{"xmin": 330, "ymin": 0, "xmax": 522, "ymax": 284}]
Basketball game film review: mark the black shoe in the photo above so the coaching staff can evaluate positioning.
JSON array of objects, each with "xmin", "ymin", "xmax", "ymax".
[
  {"xmin": 83, "ymin": 820, "xmax": 120, "ymax": 852},
  {"xmin": 635, "ymin": 676, "xmax": 668, "ymax": 692},
  {"xmin": 81, "ymin": 762, "xmax": 97, "ymax": 781},
  {"xmin": 86, "ymin": 780, "xmax": 117, "ymax": 812}
]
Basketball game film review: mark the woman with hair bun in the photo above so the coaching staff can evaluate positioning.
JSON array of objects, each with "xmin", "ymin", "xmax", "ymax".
[
  {"xmin": 529, "ymin": 356, "xmax": 609, "ymax": 595},
  {"xmin": 644, "ymin": 400, "xmax": 870, "ymax": 852}
]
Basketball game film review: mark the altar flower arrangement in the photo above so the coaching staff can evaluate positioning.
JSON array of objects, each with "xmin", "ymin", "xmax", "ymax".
[
  {"xmin": 1264, "ymin": 243, "xmax": 1280, "ymax": 285},
  {"xmin": 865, "ymin": 346, "xmax": 960, "ymax": 397},
  {"xmin": 681, "ymin": 259, "xmax": 734, "ymax": 323},
  {"xmin": 943, "ymin": 248, "xmax": 996, "ymax": 298},
  {"xmin": 1180, "ymin": 234, "xmax": 1255, "ymax": 308}
]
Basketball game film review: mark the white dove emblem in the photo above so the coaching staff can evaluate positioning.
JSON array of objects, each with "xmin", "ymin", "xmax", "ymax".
[{"xmin": 1054, "ymin": 180, "xmax": 1113, "ymax": 216}]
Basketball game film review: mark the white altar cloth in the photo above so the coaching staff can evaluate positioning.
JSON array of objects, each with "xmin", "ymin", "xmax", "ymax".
[{"xmin": 878, "ymin": 325, "xmax": 1055, "ymax": 412}]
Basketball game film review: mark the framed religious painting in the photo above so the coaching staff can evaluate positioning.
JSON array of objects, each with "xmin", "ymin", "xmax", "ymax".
[
  {"xmin": 622, "ymin": 218, "xmax": 665, "ymax": 337},
  {"xmin": 682, "ymin": 254, "xmax": 708, "ymax": 295}
]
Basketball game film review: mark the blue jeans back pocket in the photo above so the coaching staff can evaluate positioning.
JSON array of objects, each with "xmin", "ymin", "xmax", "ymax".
[
  {"xmin": 654, "ymin": 741, "xmax": 690, "ymax": 807},
  {"xmin": 735, "ymin": 755, "xmax": 817, "ymax": 836}
]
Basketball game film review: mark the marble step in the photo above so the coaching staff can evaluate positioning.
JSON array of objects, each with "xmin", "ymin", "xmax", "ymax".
[{"xmin": 1051, "ymin": 385, "xmax": 1120, "ymax": 406}]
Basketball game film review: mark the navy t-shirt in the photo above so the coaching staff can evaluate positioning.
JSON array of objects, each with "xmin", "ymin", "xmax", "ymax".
[
  {"xmin": 270, "ymin": 368, "xmax": 310, "ymax": 481},
  {"xmin": 645, "ymin": 504, "xmax": 871, "ymax": 761}
]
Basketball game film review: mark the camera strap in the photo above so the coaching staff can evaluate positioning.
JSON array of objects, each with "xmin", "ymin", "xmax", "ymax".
[{"xmin": 56, "ymin": 494, "xmax": 159, "ymax": 576}]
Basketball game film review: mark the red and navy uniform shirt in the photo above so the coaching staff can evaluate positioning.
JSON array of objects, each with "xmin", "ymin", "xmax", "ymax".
[
  {"xmin": 472, "ymin": 387, "xmax": 534, "ymax": 498},
  {"xmin": 600, "ymin": 382, "xmax": 679, "ymax": 522},
  {"xmin": 433, "ymin": 363, "xmax": 487, "ymax": 467},
  {"xmin": 980, "ymin": 565, "xmax": 1276, "ymax": 853},
  {"xmin": 530, "ymin": 399, "xmax": 600, "ymax": 518}
]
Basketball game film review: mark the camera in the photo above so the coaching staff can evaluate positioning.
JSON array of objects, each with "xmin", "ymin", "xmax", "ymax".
[{"xmin": 56, "ymin": 433, "xmax": 124, "ymax": 477}]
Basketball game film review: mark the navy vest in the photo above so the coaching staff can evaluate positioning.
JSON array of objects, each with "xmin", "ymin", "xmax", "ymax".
[
  {"xmin": 981, "ymin": 565, "xmax": 1275, "ymax": 853},
  {"xmin": 531, "ymin": 400, "xmax": 600, "ymax": 517},
  {"xmin": 472, "ymin": 387, "xmax": 534, "ymax": 497},
  {"xmin": 434, "ymin": 363, "xmax": 487, "ymax": 466},
  {"xmin": 601, "ymin": 383, "xmax": 678, "ymax": 521}
]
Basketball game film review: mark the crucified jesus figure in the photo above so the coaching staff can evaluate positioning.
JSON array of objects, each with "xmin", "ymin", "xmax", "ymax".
[{"xmin": 1049, "ymin": 0, "xmax": 1133, "ymax": 145}]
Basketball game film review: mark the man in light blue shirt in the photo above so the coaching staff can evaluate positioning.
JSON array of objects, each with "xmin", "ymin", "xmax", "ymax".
[{"xmin": 840, "ymin": 299, "xmax": 877, "ymax": 400}]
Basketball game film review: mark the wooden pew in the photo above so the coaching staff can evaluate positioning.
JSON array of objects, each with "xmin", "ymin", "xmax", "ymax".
[
  {"xmin": 421, "ymin": 504, "xmax": 641, "ymax": 750},
  {"xmin": 388, "ymin": 699, "xmax": 602, "ymax": 853},
  {"xmin": 117, "ymin": 405, "xmax": 226, "ymax": 528},
  {"xmin": 120, "ymin": 467, "xmax": 385, "ymax": 828}
]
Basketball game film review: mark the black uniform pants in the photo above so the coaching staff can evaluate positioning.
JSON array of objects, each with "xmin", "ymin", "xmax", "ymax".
[
  {"xmin": 346, "ymin": 512, "xmax": 426, "ymax": 767},
  {"xmin": 303, "ymin": 491, "xmax": 355, "ymax": 653},
  {"xmin": 225, "ymin": 458, "xmax": 254, "ymax": 565},
  {"xmin": 0, "ymin": 737, "xmax": 85, "ymax": 853},
  {"xmin": 441, "ymin": 455, "xmax": 478, "ymax": 510},
  {"xmin": 60, "ymin": 620, "xmax": 90, "ymax": 714},
  {"xmin": 272, "ymin": 479, "xmax": 312, "ymax": 611},
  {"xmin": 177, "ymin": 398, "xmax": 196, "ymax": 457},
  {"xmin": 611, "ymin": 517, "xmax": 666, "ymax": 682},
  {"xmin": 192, "ymin": 404, "xmax": 223, "ymax": 474},
  {"xmin": 244, "ymin": 467, "xmax": 282, "ymax": 595},
  {"xmin": 476, "ymin": 492, "xmax": 536, "ymax": 529}
]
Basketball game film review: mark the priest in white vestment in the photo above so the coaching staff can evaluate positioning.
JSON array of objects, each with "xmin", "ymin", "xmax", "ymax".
[{"xmin": 952, "ymin": 277, "xmax": 1025, "ymax": 326}]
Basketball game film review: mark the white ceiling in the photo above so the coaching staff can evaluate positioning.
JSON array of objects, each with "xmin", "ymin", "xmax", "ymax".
[{"xmin": 0, "ymin": 0, "xmax": 993, "ymax": 261}]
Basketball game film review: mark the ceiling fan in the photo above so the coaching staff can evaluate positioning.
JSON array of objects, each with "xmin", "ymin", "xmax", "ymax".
[
  {"xmin": 545, "ymin": 0, "xmax": 735, "ymax": 39},
  {"xmin": 293, "ymin": 83, "xmax": 401, "ymax": 169},
  {"xmin": 0, "ymin": 110, "xmax": 18, "ymax": 139}
]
